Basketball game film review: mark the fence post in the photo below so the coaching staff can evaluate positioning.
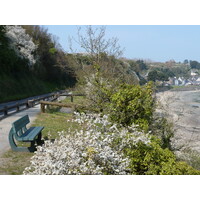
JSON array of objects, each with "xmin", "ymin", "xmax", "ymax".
[
  {"xmin": 26, "ymin": 101, "xmax": 29, "ymax": 108},
  {"xmin": 16, "ymin": 103, "xmax": 20, "ymax": 112},
  {"xmin": 41, "ymin": 103, "xmax": 45, "ymax": 113},
  {"xmin": 4, "ymin": 106, "xmax": 8, "ymax": 116},
  {"xmin": 71, "ymin": 95, "xmax": 73, "ymax": 102}
]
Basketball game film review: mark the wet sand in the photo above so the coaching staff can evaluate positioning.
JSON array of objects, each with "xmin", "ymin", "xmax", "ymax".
[{"xmin": 157, "ymin": 90, "xmax": 200, "ymax": 153}]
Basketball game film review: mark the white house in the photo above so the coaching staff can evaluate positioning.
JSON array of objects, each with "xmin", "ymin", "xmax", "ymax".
[
  {"xmin": 174, "ymin": 79, "xmax": 179, "ymax": 86},
  {"xmin": 191, "ymin": 69, "xmax": 198, "ymax": 76}
]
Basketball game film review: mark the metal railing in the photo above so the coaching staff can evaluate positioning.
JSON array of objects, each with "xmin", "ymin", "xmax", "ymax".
[{"xmin": 0, "ymin": 92, "xmax": 61, "ymax": 120}]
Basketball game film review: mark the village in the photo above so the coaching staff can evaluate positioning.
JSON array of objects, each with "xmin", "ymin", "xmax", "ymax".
[{"xmin": 164, "ymin": 69, "xmax": 200, "ymax": 86}]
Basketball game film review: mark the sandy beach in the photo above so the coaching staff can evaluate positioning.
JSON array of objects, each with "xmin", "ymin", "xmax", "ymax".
[{"xmin": 157, "ymin": 90, "xmax": 200, "ymax": 153}]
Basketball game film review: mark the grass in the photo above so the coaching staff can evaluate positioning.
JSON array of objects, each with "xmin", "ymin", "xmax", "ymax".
[
  {"xmin": 0, "ymin": 96, "xmax": 87, "ymax": 174},
  {"xmin": 0, "ymin": 112, "xmax": 77, "ymax": 175},
  {"xmin": 32, "ymin": 112, "xmax": 81, "ymax": 139},
  {"xmin": 61, "ymin": 95, "xmax": 87, "ymax": 105},
  {"xmin": 171, "ymin": 85, "xmax": 200, "ymax": 91},
  {"xmin": 0, "ymin": 150, "xmax": 33, "ymax": 175}
]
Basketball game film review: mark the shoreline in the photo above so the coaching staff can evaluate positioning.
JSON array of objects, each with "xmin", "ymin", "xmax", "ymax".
[{"xmin": 157, "ymin": 89, "xmax": 200, "ymax": 153}]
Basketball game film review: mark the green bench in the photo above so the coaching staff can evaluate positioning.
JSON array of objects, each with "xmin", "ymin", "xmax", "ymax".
[{"xmin": 9, "ymin": 115, "xmax": 44, "ymax": 152}]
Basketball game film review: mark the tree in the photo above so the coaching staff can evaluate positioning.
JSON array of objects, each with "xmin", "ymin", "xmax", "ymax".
[
  {"xmin": 147, "ymin": 70, "xmax": 158, "ymax": 82},
  {"xmin": 22, "ymin": 25, "xmax": 76, "ymax": 86},
  {"xmin": 0, "ymin": 26, "xmax": 7, "ymax": 44},
  {"xmin": 69, "ymin": 26, "xmax": 142, "ymax": 113},
  {"xmin": 136, "ymin": 60, "xmax": 148, "ymax": 71},
  {"xmin": 70, "ymin": 25, "xmax": 124, "ymax": 64},
  {"xmin": 190, "ymin": 60, "xmax": 200, "ymax": 69},
  {"xmin": 69, "ymin": 25, "xmax": 127, "ymax": 81},
  {"xmin": 0, "ymin": 25, "xmax": 32, "ymax": 75},
  {"xmin": 5, "ymin": 25, "xmax": 37, "ymax": 66},
  {"xmin": 147, "ymin": 69, "xmax": 170, "ymax": 82},
  {"xmin": 69, "ymin": 25, "xmax": 139, "ymax": 106}
]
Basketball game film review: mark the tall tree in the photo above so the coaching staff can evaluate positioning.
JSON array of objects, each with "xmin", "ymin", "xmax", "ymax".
[
  {"xmin": 69, "ymin": 25, "xmax": 138, "ymax": 86},
  {"xmin": 23, "ymin": 25, "xmax": 76, "ymax": 85},
  {"xmin": 70, "ymin": 25, "xmax": 123, "ymax": 64}
]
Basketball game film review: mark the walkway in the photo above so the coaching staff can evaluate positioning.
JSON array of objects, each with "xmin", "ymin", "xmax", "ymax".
[{"xmin": 0, "ymin": 104, "xmax": 41, "ymax": 156}]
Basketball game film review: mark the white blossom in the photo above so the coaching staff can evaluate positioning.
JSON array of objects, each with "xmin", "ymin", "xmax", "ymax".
[
  {"xmin": 24, "ymin": 112, "xmax": 151, "ymax": 175},
  {"xmin": 5, "ymin": 25, "xmax": 37, "ymax": 66}
]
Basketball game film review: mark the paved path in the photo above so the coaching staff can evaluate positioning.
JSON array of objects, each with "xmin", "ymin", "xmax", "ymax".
[{"xmin": 0, "ymin": 104, "xmax": 41, "ymax": 156}]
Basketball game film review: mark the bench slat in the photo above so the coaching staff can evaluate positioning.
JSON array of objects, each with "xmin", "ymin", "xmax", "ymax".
[
  {"xmin": 12, "ymin": 115, "xmax": 29, "ymax": 134},
  {"xmin": 19, "ymin": 126, "xmax": 44, "ymax": 141}
]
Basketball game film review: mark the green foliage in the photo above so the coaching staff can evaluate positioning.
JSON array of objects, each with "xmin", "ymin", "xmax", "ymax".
[
  {"xmin": 22, "ymin": 25, "xmax": 76, "ymax": 86},
  {"xmin": 0, "ymin": 26, "xmax": 29, "ymax": 75},
  {"xmin": 109, "ymin": 82, "xmax": 155, "ymax": 131},
  {"xmin": 177, "ymin": 149, "xmax": 200, "ymax": 171},
  {"xmin": 150, "ymin": 115, "xmax": 174, "ymax": 150},
  {"xmin": 49, "ymin": 47, "xmax": 57, "ymax": 55},
  {"xmin": 85, "ymin": 69, "xmax": 115, "ymax": 112},
  {"xmin": 136, "ymin": 60, "xmax": 148, "ymax": 71},
  {"xmin": 190, "ymin": 60, "xmax": 200, "ymax": 69},
  {"xmin": 0, "ymin": 26, "xmax": 7, "ymax": 44},
  {"xmin": 148, "ymin": 69, "xmax": 170, "ymax": 82},
  {"xmin": 129, "ymin": 60, "xmax": 148, "ymax": 73},
  {"xmin": 0, "ymin": 25, "xmax": 76, "ymax": 102},
  {"xmin": 122, "ymin": 137, "xmax": 200, "ymax": 175},
  {"xmin": 0, "ymin": 72, "xmax": 60, "ymax": 103},
  {"xmin": 80, "ymin": 61, "xmax": 139, "ymax": 113},
  {"xmin": 147, "ymin": 70, "xmax": 158, "ymax": 82},
  {"xmin": 138, "ymin": 74, "xmax": 147, "ymax": 85},
  {"xmin": 170, "ymin": 65, "xmax": 190, "ymax": 78}
]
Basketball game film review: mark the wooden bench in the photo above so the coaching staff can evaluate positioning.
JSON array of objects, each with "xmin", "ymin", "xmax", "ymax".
[{"xmin": 8, "ymin": 115, "xmax": 44, "ymax": 152}]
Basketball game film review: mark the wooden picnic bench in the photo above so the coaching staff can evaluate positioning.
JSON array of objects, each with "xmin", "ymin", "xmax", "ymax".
[{"xmin": 8, "ymin": 115, "xmax": 44, "ymax": 152}]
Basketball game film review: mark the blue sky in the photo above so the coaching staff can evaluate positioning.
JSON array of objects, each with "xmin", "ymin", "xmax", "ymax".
[{"xmin": 44, "ymin": 25, "xmax": 200, "ymax": 63}]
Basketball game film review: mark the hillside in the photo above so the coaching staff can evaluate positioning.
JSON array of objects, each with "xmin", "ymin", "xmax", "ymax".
[{"xmin": 0, "ymin": 25, "xmax": 76, "ymax": 103}]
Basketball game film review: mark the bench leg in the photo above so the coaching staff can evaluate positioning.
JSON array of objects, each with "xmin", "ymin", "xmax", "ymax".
[
  {"xmin": 36, "ymin": 132, "xmax": 43, "ymax": 145},
  {"xmin": 9, "ymin": 128, "xmax": 36, "ymax": 152},
  {"xmin": 28, "ymin": 141, "xmax": 37, "ymax": 152}
]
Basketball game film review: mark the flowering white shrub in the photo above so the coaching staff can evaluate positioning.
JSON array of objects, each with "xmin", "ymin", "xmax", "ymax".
[
  {"xmin": 23, "ymin": 112, "xmax": 151, "ymax": 175},
  {"xmin": 5, "ymin": 25, "xmax": 37, "ymax": 65}
]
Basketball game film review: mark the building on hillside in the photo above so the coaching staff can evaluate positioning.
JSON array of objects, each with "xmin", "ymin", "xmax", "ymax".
[
  {"xmin": 170, "ymin": 77, "xmax": 187, "ymax": 86},
  {"xmin": 193, "ymin": 77, "xmax": 200, "ymax": 85},
  {"xmin": 174, "ymin": 78, "xmax": 179, "ymax": 86},
  {"xmin": 185, "ymin": 82, "xmax": 192, "ymax": 86},
  {"xmin": 196, "ymin": 77, "xmax": 200, "ymax": 82},
  {"xmin": 168, "ymin": 77, "xmax": 174, "ymax": 85},
  {"xmin": 191, "ymin": 69, "xmax": 198, "ymax": 76},
  {"xmin": 178, "ymin": 77, "xmax": 186, "ymax": 85}
]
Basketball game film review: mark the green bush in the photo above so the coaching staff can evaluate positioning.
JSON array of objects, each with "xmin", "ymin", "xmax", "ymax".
[
  {"xmin": 109, "ymin": 82, "xmax": 155, "ymax": 131},
  {"xmin": 150, "ymin": 115, "xmax": 174, "ymax": 150},
  {"xmin": 122, "ymin": 137, "xmax": 200, "ymax": 175},
  {"xmin": 81, "ymin": 64, "xmax": 119, "ymax": 113},
  {"xmin": 177, "ymin": 149, "xmax": 200, "ymax": 171}
]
